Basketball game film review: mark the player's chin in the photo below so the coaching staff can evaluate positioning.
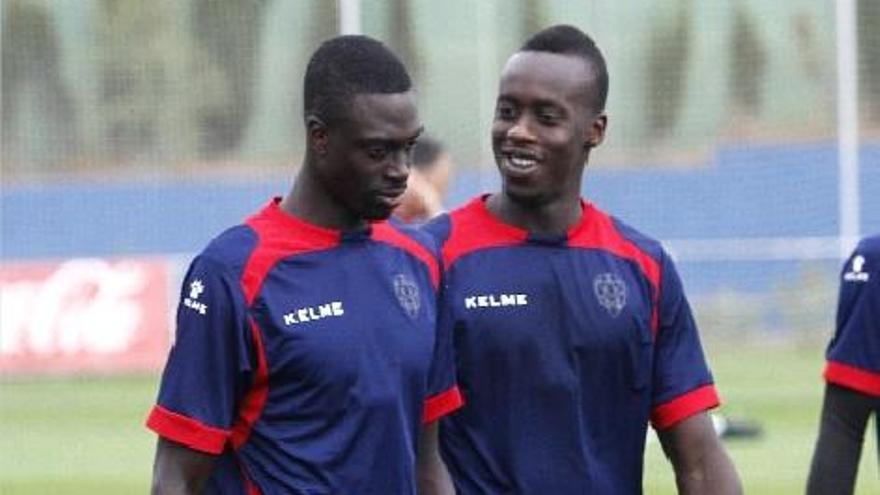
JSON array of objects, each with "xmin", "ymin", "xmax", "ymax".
[
  {"xmin": 360, "ymin": 201, "xmax": 397, "ymax": 221},
  {"xmin": 502, "ymin": 182, "xmax": 547, "ymax": 207}
]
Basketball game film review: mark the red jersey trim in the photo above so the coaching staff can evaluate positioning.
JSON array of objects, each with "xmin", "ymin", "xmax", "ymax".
[
  {"xmin": 241, "ymin": 199, "xmax": 340, "ymax": 305},
  {"xmin": 442, "ymin": 197, "xmax": 529, "ymax": 267},
  {"xmin": 231, "ymin": 317, "xmax": 270, "ymax": 449},
  {"xmin": 650, "ymin": 384, "xmax": 720, "ymax": 430},
  {"xmin": 372, "ymin": 222, "xmax": 440, "ymax": 289},
  {"xmin": 422, "ymin": 386, "xmax": 464, "ymax": 424},
  {"xmin": 568, "ymin": 204, "xmax": 662, "ymax": 334},
  {"xmin": 824, "ymin": 360, "xmax": 880, "ymax": 397},
  {"xmin": 146, "ymin": 404, "xmax": 230, "ymax": 454}
]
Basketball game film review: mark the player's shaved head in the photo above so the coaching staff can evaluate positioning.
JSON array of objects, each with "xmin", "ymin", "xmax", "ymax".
[
  {"xmin": 304, "ymin": 35, "xmax": 413, "ymax": 124},
  {"xmin": 520, "ymin": 24, "xmax": 608, "ymax": 112}
]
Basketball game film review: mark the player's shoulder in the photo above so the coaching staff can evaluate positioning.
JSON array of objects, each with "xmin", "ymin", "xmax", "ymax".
[
  {"xmin": 592, "ymin": 204, "xmax": 666, "ymax": 264},
  {"xmin": 854, "ymin": 235, "xmax": 880, "ymax": 262},
  {"xmin": 420, "ymin": 212, "xmax": 453, "ymax": 246},
  {"xmin": 421, "ymin": 196, "xmax": 486, "ymax": 246},
  {"xmin": 841, "ymin": 235, "xmax": 880, "ymax": 282},
  {"xmin": 195, "ymin": 223, "xmax": 260, "ymax": 280},
  {"xmin": 384, "ymin": 217, "xmax": 441, "ymax": 259}
]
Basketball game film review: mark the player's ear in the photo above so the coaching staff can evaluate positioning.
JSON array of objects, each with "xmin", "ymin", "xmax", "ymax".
[
  {"xmin": 585, "ymin": 112, "xmax": 607, "ymax": 149},
  {"xmin": 306, "ymin": 115, "xmax": 329, "ymax": 155}
]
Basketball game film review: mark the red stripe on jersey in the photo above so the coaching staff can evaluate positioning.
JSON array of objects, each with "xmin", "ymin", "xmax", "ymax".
[
  {"xmin": 231, "ymin": 317, "xmax": 270, "ymax": 449},
  {"xmin": 824, "ymin": 360, "xmax": 880, "ymax": 397},
  {"xmin": 422, "ymin": 386, "xmax": 464, "ymax": 424},
  {"xmin": 442, "ymin": 198, "xmax": 529, "ymax": 267},
  {"xmin": 569, "ymin": 203, "xmax": 662, "ymax": 334},
  {"xmin": 146, "ymin": 404, "xmax": 230, "ymax": 454},
  {"xmin": 242, "ymin": 199, "xmax": 339, "ymax": 305},
  {"xmin": 372, "ymin": 222, "xmax": 440, "ymax": 289},
  {"xmin": 650, "ymin": 384, "xmax": 720, "ymax": 430}
]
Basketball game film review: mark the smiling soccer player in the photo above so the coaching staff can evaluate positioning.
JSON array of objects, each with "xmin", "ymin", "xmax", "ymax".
[{"xmin": 424, "ymin": 25, "xmax": 741, "ymax": 494}]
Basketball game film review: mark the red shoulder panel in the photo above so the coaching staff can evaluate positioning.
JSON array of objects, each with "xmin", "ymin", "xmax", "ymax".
[
  {"xmin": 569, "ymin": 205, "xmax": 662, "ymax": 333},
  {"xmin": 442, "ymin": 198, "xmax": 529, "ymax": 268}
]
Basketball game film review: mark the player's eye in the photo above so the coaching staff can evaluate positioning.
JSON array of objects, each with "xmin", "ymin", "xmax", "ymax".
[
  {"xmin": 366, "ymin": 146, "xmax": 388, "ymax": 161},
  {"xmin": 495, "ymin": 101, "xmax": 518, "ymax": 121},
  {"xmin": 536, "ymin": 106, "xmax": 562, "ymax": 125}
]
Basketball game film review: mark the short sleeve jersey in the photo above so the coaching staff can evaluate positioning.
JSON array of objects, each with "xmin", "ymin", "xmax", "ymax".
[
  {"xmin": 824, "ymin": 235, "xmax": 880, "ymax": 397},
  {"xmin": 146, "ymin": 198, "xmax": 462, "ymax": 494},
  {"xmin": 424, "ymin": 196, "xmax": 719, "ymax": 494}
]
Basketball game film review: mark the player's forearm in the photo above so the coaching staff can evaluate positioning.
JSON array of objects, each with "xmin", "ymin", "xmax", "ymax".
[
  {"xmin": 673, "ymin": 448, "xmax": 742, "ymax": 495},
  {"xmin": 151, "ymin": 438, "xmax": 216, "ymax": 495},
  {"xmin": 806, "ymin": 384, "xmax": 875, "ymax": 495},
  {"xmin": 660, "ymin": 413, "xmax": 742, "ymax": 495},
  {"xmin": 417, "ymin": 423, "xmax": 455, "ymax": 495}
]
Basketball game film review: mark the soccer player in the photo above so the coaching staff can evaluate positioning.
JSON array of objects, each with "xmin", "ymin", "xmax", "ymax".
[
  {"xmin": 807, "ymin": 235, "xmax": 880, "ymax": 495},
  {"xmin": 424, "ymin": 25, "xmax": 742, "ymax": 494},
  {"xmin": 146, "ymin": 35, "xmax": 462, "ymax": 494}
]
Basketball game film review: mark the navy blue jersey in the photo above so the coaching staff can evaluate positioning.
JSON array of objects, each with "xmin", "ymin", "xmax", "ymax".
[
  {"xmin": 424, "ymin": 196, "xmax": 718, "ymax": 494},
  {"xmin": 824, "ymin": 235, "xmax": 880, "ymax": 397},
  {"xmin": 147, "ymin": 198, "xmax": 462, "ymax": 494}
]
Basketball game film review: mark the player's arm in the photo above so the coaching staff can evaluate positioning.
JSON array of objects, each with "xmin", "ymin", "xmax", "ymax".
[
  {"xmin": 151, "ymin": 437, "xmax": 217, "ymax": 495},
  {"xmin": 658, "ymin": 412, "xmax": 742, "ymax": 495},
  {"xmin": 807, "ymin": 237, "xmax": 880, "ymax": 493},
  {"xmin": 146, "ymin": 255, "xmax": 253, "ymax": 493},
  {"xmin": 652, "ymin": 250, "xmax": 741, "ymax": 494},
  {"xmin": 417, "ymin": 421, "xmax": 455, "ymax": 495},
  {"xmin": 806, "ymin": 384, "xmax": 876, "ymax": 495}
]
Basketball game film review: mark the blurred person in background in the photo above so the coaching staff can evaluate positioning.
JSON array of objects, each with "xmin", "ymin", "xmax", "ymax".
[
  {"xmin": 807, "ymin": 235, "xmax": 880, "ymax": 495},
  {"xmin": 146, "ymin": 35, "xmax": 461, "ymax": 494},
  {"xmin": 395, "ymin": 135, "xmax": 454, "ymax": 224},
  {"xmin": 424, "ymin": 25, "xmax": 742, "ymax": 494}
]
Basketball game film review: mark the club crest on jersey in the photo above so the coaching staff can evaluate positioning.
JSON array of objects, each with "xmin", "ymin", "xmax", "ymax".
[
  {"xmin": 183, "ymin": 279, "xmax": 207, "ymax": 315},
  {"xmin": 593, "ymin": 272, "xmax": 627, "ymax": 317},
  {"xmin": 843, "ymin": 255, "xmax": 870, "ymax": 282},
  {"xmin": 393, "ymin": 273, "xmax": 421, "ymax": 319}
]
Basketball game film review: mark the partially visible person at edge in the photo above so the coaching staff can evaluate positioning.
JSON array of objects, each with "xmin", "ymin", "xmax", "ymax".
[
  {"xmin": 395, "ymin": 135, "xmax": 454, "ymax": 224},
  {"xmin": 146, "ymin": 35, "xmax": 462, "ymax": 494},
  {"xmin": 807, "ymin": 235, "xmax": 880, "ymax": 495},
  {"xmin": 423, "ymin": 25, "xmax": 742, "ymax": 494}
]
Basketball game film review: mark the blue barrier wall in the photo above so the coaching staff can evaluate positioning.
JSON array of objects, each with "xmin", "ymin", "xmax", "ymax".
[{"xmin": 4, "ymin": 143, "xmax": 878, "ymax": 275}]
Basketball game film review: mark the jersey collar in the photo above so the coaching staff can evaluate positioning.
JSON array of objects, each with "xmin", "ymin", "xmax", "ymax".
[{"xmin": 471, "ymin": 194, "xmax": 597, "ymax": 246}]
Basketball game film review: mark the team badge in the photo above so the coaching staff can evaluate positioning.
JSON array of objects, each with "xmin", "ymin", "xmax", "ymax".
[
  {"xmin": 843, "ymin": 254, "xmax": 870, "ymax": 282},
  {"xmin": 593, "ymin": 272, "xmax": 627, "ymax": 317},
  {"xmin": 189, "ymin": 279, "xmax": 205, "ymax": 299},
  {"xmin": 183, "ymin": 279, "xmax": 208, "ymax": 315},
  {"xmin": 393, "ymin": 273, "xmax": 421, "ymax": 319}
]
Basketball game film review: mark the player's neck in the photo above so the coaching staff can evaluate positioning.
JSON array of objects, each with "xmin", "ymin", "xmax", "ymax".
[
  {"xmin": 282, "ymin": 164, "xmax": 367, "ymax": 231},
  {"xmin": 486, "ymin": 193, "xmax": 583, "ymax": 236}
]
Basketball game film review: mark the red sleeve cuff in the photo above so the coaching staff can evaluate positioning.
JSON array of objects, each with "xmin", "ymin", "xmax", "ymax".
[
  {"xmin": 146, "ymin": 405, "xmax": 230, "ymax": 454},
  {"xmin": 651, "ymin": 384, "xmax": 720, "ymax": 430},
  {"xmin": 422, "ymin": 385, "xmax": 464, "ymax": 424},
  {"xmin": 824, "ymin": 361, "xmax": 880, "ymax": 397}
]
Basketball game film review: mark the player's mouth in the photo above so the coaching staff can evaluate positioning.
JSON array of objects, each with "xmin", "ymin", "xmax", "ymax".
[{"xmin": 499, "ymin": 149, "xmax": 540, "ymax": 176}]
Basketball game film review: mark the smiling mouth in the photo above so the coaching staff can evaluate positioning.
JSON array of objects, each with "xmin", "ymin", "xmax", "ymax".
[{"xmin": 500, "ymin": 151, "xmax": 540, "ymax": 174}]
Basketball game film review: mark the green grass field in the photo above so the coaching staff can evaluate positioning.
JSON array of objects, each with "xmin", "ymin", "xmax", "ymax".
[{"xmin": 1, "ymin": 343, "xmax": 877, "ymax": 494}]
